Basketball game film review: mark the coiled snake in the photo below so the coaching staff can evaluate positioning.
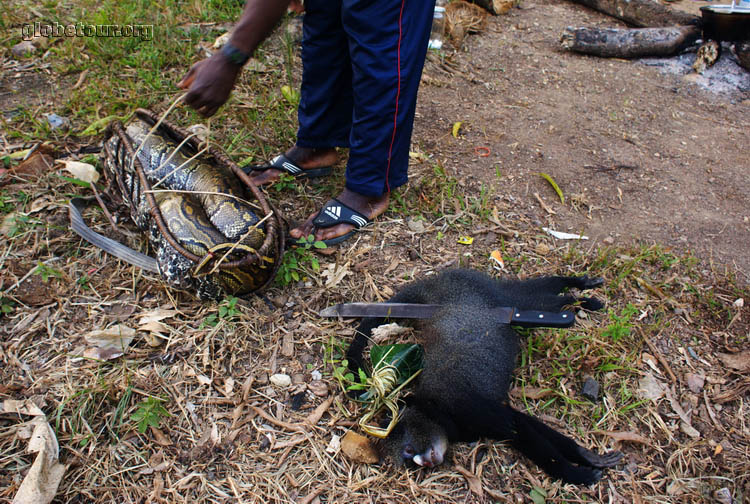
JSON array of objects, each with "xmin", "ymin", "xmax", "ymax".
[{"xmin": 71, "ymin": 108, "xmax": 284, "ymax": 300}]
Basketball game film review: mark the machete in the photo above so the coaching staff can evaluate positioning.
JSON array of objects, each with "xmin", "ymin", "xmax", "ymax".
[{"xmin": 319, "ymin": 303, "xmax": 576, "ymax": 328}]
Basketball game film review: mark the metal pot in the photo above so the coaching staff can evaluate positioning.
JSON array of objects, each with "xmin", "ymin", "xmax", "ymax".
[{"xmin": 700, "ymin": 5, "xmax": 750, "ymax": 42}]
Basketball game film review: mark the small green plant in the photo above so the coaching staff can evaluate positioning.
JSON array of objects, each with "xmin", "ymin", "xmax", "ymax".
[
  {"xmin": 76, "ymin": 274, "xmax": 90, "ymax": 290},
  {"xmin": 4, "ymin": 214, "xmax": 42, "ymax": 238},
  {"xmin": 334, "ymin": 358, "xmax": 368, "ymax": 393},
  {"xmin": 131, "ymin": 397, "xmax": 170, "ymax": 434},
  {"xmin": 467, "ymin": 182, "xmax": 493, "ymax": 221},
  {"xmin": 413, "ymin": 163, "xmax": 461, "ymax": 218},
  {"xmin": 219, "ymin": 295, "xmax": 240, "ymax": 319},
  {"xmin": 276, "ymin": 235, "xmax": 326, "ymax": 286},
  {"xmin": 280, "ymin": 85, "xmax": 300, "ymax": 106},
  {"xmin": 33, "ymin": 261, "xmax": 64, "ymax": 283},
  {"xmin": 17, "ymin": 191, "xmax": 31, "ymax": 207},
  {"xmin": 271, "ymin": 172, "xmax": 300, "ymax": 193},
  {"xmin": 201, "ymin": 315, "xmax": 218, "ymax": 328},
  {"xmin": 601, "ymin": 304, "xmax": 638, "ymax": 342},
  {"xmin": 652, "ymin": 249, "xmax": 680, "ymax": 269},
  {"xmin": 389, "ymin": 190, "xmax": 411, "ymax": 215},
  {"xmin": 1, "ymin": 296, "xmax": 15, "ymax": 315},
  {"xmin": 529, "ymin": 485, "xmax": 547, "ymax": 504},
  {"xmin": 80, "ymin": 154, "xmax": 100, "ymax": 166},
  {"xmin": 200, "ymin": 295, "xmax": 241, "ymax": 328},
  {"xmin": 111, "ymin": 385, "xmax": 134, "ymax": 436},
  {"xmin": 54, "ymin": 380, "xmax": 126, "ymax": 442},
  {"xmin": 0, "ymin": 191, "xmax": 14, "ymax": 213},
  {"xmin": 326, "ymin": 335, "xmax": 367, "ymax": 393}
]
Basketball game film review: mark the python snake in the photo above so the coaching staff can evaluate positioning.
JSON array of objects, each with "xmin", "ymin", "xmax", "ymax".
[{"xmin": 101, "ymin": 111, "xmax": 280, "ymax": 300}]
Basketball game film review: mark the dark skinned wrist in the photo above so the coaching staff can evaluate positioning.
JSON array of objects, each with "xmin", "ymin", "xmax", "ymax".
[
  {"xmin": 220, "ymin": 42, "xmax": 251, "ymax": 67},
  {"xmin": 214, "ymin": 51, "xmax": 242, "ymax": 79}
]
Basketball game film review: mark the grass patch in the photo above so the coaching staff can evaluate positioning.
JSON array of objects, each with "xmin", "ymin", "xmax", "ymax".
[{"xmin": 1, "ymin": 0, "xmax": 300, "ymax": 167}]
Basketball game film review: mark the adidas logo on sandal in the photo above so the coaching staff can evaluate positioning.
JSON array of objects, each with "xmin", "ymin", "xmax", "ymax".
[
  {"xmin": 324, "ymin": 205, "xmax": 341, "ymax": 220},
  {"xmin": 323, "ymin": 205, "xmax": 368, "ymax": 228},
  {"xmin": 282, "ymin": 161, "xmax": 301, "ymax": 174},
  {"xmin": 271, "ymin": 155, "xmax": 302, "ymax": 174}
]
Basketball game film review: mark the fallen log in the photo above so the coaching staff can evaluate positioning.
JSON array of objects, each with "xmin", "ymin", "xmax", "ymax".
[
  {"xmin": 693, "ymin": 40, "xmax": 721, "ymax": 74},
  {"xmin": 568, "ymin": 0, "xmax": 698, "ymax": 27},
  {"xmin": 561, "ymin": 25, "xmax": 700, "ymax": 58},
  {"xmin": 735, "ymin": 42, "xmax": 750, "ymax": 72}
]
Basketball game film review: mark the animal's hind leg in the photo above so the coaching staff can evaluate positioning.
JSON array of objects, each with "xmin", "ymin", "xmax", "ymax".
[
  {"xmin": 513, "ymin": 276, "xmax": 605, "ymax": 312},
  {"xmin": 514, "ymin": 408, "xmax": 622, "ymax": 468},
  {"xmin": 508, "ymin": 407, "xmax": 608, "ymax": 485},
  {"xmin": 554, "ymin": 275, "xmax": 604, "ymax": 292},
  {"xmin": 524, "ymin": 293, "xmax": 579, "ymax": 312},
  {"xmin": 512, "ymin": 276, "xmax": 603, "ymax": 296},
  {"xmin": 524, "ymin": 292, "xmax": 602, "ymax": 313}
]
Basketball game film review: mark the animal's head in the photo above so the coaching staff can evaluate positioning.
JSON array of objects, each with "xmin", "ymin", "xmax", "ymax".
[{"xmin": 382, "ymin": 407, "xmax": 448, "ymax": 468}]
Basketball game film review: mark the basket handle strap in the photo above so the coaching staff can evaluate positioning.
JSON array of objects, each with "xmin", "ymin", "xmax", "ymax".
[{"xmin": 69, "ymin": 197, "xmax": 159, "ymax": 273}]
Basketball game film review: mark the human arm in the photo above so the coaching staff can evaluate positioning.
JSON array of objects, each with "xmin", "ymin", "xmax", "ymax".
[{"xmin": 177, "ymin": 0, "xmax": 290, "ymax": 117}]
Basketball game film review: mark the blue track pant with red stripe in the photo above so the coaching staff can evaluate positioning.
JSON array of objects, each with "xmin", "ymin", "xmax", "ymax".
[{"xmin": 296, "ymin": 0, "xmax": 436, "ymax": 197}]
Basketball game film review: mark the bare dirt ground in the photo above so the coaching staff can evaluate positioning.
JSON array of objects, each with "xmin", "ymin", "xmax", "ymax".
[
  {"xmin": 416, "ymin": 0, "xmax": 750, "ymax": 281},
  {"xmin": 1, "ymin": 1, "xmax": 750, "ymax": 504}
]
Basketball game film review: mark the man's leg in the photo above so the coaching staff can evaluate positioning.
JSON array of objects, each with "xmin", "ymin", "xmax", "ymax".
[
  {"xmin": 251, "ymin": 0, "xmax": 351, "ymax": 184},
  {"xmin": 290, "ymin": 0, "xmax": 435, "ymax": 243}
]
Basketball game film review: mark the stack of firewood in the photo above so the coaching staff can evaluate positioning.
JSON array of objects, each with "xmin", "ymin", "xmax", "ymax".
[{"xmin": 558, "ymin": 0, "xmax": 749, "ymax": 73}]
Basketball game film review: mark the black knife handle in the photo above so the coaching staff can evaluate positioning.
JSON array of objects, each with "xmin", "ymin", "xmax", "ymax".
[{"xmin": 511, "ymin": 310, "xmax": 576, "ymax": 328}]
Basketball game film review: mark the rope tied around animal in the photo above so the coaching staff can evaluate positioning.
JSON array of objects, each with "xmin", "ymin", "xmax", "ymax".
[{"xmin": 358, "ymin": 361, "xmax": 422, "ymax": 439}]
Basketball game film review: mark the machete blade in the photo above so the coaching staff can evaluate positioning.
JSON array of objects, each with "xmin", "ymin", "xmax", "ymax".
[
  {"xmin": 318, "ymin": 303, "xmax": 442, "ymax": 318},
  {"xmin": 319, "ymin": 303, "xmax": 576, "ymax": 327}
]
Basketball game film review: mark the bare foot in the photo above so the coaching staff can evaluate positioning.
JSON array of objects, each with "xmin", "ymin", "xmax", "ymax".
[
  {"xmin": 249, "ymin": 146, "xmax": 338, "ymax": 185},
  {"xmin": 289, "ymin": 189, "xmax": 390, "ymax": 244}
]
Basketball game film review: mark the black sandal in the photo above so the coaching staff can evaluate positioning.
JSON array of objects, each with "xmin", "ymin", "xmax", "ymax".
[
  {"xmin": 245, "ymin": 154, "xmax": 332, "ymax": 179},
  {"xmin": 301, "ymin": 198, "xmax": 372, "ymax": 247}
]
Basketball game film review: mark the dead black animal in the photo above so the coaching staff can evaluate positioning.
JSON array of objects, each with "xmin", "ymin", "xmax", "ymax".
[{"xmin": 346, "ymin": 269, "xmax": 622, "ymax": 485}]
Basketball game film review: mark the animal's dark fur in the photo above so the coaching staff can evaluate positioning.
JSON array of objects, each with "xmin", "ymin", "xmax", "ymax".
[{"xmin": 346, "ymin": 269, "xmax": 622, "ymax": 485}]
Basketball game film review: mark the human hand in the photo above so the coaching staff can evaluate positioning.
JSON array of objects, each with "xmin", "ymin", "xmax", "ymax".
[{"xmin": 177, "ymin": 53, "xmax": 241, "ymax": 117}]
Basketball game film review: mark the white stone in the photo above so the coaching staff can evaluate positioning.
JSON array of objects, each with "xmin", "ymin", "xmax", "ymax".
[{"xmin": 269, "ymin": 373, "xmax": 292, "ymax": 388}]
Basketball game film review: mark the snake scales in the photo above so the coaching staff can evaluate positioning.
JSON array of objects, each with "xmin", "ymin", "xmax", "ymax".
[{"xmin": 100, "ymin": 109, "xmax": 283, "ymax": 300}]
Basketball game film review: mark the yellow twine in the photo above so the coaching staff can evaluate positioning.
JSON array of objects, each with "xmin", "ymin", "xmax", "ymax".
[
  {"xmin": 193, "ymin": 242, "xmax": 258, "ymax": 277},
  {"xmin": 370, "ymin": 364, "xmax": 398, "ymax": 398},
  {"xmin": 358, "ymin": 364, "xmax": 421, "ymax": 439}
]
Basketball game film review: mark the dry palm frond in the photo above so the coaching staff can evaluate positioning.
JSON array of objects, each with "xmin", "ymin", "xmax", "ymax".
[{"xmin": 446, "ymin": 1, "xmax": 489, "ymax": 46}]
